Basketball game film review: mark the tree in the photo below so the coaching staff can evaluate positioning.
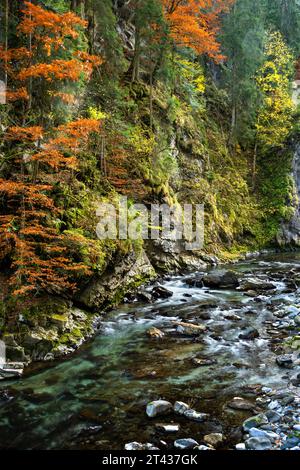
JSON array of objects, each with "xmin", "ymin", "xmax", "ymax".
[
  {"xmin": 220, "ymin": 0, "xmax": 266, "ymax": 142},
  {"xmin": 0, "ymin": 1, "xmax": 102, "ymax": 299},
  {"xmin": 265, "ymin": 0, "xmax": 300, "ymax": 54},
  {"xmin": 163, "ymin": 0, "xmax": 235, "ymax": 61},
  {"xmin": 255, "ymin": 31, "xmax": 294, "ymax": 149}
]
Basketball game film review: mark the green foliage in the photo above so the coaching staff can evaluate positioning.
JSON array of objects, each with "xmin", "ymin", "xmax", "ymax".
[{"xmin": 256, "ymin": 31, "xmax": 295, "ymax": 148}]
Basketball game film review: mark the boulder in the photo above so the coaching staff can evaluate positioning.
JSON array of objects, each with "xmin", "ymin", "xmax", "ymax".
[
  {"xmin": 146, "ymin": 400, "xmax": 172, "ymax": 418},
  {"xmin": 79, "ymin": 251, "xmax": 155, "ymax": 310},
  {"xmin": 185, "ymin": 275, "xmax": 204, "ymax": 288},
  {"xmin": 136, "ymin": 291, "xmax": 153, "ymax": 303},
  {"xmin": 238, "ymin": 277, "xmax": 276, "ymax": 292},
  {"xmin": 203, "ymin": 270, "xmax": 239, "ymax": 289},
  {"xmin": 151, "ymin": 286, "xmax": 173, "ymax": 299}
]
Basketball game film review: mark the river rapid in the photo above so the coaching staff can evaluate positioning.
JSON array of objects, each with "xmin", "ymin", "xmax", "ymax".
[{"xmin": 1, "ymin": 252, "xmax": 300, "ymax": 450}]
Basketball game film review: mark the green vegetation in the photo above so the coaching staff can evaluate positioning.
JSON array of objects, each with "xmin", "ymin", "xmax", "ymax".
[{"xmin": 0, "ymin": 0, "xmax": 300, "ymax": 324}]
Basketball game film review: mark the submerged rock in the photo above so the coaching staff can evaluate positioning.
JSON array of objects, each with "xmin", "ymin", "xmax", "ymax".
[{"xmin": 146, "ymin": 400, "xmax": 172, "ymax": 418}]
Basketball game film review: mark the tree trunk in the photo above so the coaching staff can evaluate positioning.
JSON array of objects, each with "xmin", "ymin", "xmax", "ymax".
[
  {"xmin": 131, "ymin": 26, "xmax": 141, "ymax": 83},
  {"xmin": 252, "ymin": 141, "xmax": 258, "ymax": 189},
  {"xmin": 5, "ymin": 0, "xmax": 8, "ymax": 86}
]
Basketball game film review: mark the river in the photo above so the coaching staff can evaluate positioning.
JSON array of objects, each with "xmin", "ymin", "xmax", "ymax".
[{"xmin": 1, "ymin": 252, "xmax": 300, "ymax": 450}]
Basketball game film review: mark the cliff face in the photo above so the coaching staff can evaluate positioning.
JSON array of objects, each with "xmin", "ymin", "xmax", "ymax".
[{"xmin": 278, "ymin": 144, "xmax": 300, "ymax": 246}]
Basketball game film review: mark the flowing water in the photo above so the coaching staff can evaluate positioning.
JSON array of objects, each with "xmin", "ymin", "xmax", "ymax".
[{"xmin": 1, "ymin": 252, "xmax": 300, "ymax": 450}]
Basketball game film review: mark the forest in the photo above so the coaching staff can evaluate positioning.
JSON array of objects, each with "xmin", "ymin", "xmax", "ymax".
[{"xmin": 1, "ymin": 0, "xmax": 300, "ymax": 455}]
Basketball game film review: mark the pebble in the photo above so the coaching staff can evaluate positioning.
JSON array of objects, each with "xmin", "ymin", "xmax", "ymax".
[
  {"xmin": 125, "ymin": 442, "xmax": 159, "ymax": 450},
  {"xmin": 155, "ymin": 423, "xmax": 180, "ymax": 433},
  {"xmin": 236, "ymin": 443, "xmax": 246, "ymax": 450}
]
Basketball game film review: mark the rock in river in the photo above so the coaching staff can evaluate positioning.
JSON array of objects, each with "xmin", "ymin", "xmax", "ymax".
[
  {"xmin": 146, "ymin": 400, "xmax": 172, "ymax": 418},
  {"xmin": 203, "ymin": 433, "xmax": 224, "ymax": 448},
  {"xmin": 147, "ymin": 327, "xmax": 165, "ymax": 339},
  {"xmin": 238, "ymin": 277, "xmax": 276, "ymax": 292},
  {"xmin": 125, "ymin": 442, "xmax": 159, "ymax": 450},
  {"xmin": 243, "ymin": 414, "xmax": 269, "ymax": 432},
  {"xmin": 245, "ymin": 437, "xmax": 273, "ymax": 450},
  {"xmin": 174, "ymin": 321, "xmax": 206, "ymax": 336},
  {"xmin": 174, "ymin": 438, "xmax": 199, "ymax": 449},
  {"xmin": 239, "ymin": 328, "xmax": 259, "ymax": 340},
  {"xmin": 203, "ymin": 270, "xmax": 239, "ymax": 289},
  {"xmin": 227, "ymin": 397, "xmax": 255, "ymax": 411},
  {"xmin": 174, "ymin": 401, "xmax": 209, "ymax": 422},
  {"xmin": 276, "ymin": 354, "xmax": 294, "ymax": 368},
  {"xmin": 155, "ymin": 423, "xmax": 180, "ymax": 433},
  {"xmin": 248, "ymin": 427, "xmax": 279, "ymax": 442},
  {"xmin": 151, "ymin": 286, "xmax": 173, "ymax": 299}
]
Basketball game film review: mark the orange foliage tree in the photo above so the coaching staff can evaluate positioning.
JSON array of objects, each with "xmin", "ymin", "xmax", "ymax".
[
  {"xmin": 163, "ymin": 0, "xmax": 235, "ymax": 60},
  {"xmin": 0, "ymin": 2, "xmax": 102, "ymax": 300}
]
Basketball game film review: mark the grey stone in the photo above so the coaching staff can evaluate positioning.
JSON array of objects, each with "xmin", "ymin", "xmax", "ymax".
[
  {"xmin": 243, "ymin": 414, "xmax": 269, "ymax": 432},
  {"xmin": 248, "ymin": 427, "xmax": 279, "ymax": 442},
  {"xmin": 238, "ymin": 277, "xmax": 276, "ymax": 291},
  {"xmin": 155, "ymin": 423, "xmax": 180, "ymax": 433},
  {"xmin": 125, "ymin": 442, "xmax": 159, "ymax": 450},
  {"xmin": 276, "ymin": 354, "xmax": 294, "ymax": 368},
  {"xmin": 245, "ymin": 437, "xmax": 273, "ymax": 450},
  {"xmin": 174, "ymin": 438, "xmax": 199, "ymax": 449},
  {"xmin": 146, "ymin": 400, "xmax": 172, "ymax": 418},
  {"xmin": 203, "ymin": 270, "xmax": 239, "ymax": 289}
]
